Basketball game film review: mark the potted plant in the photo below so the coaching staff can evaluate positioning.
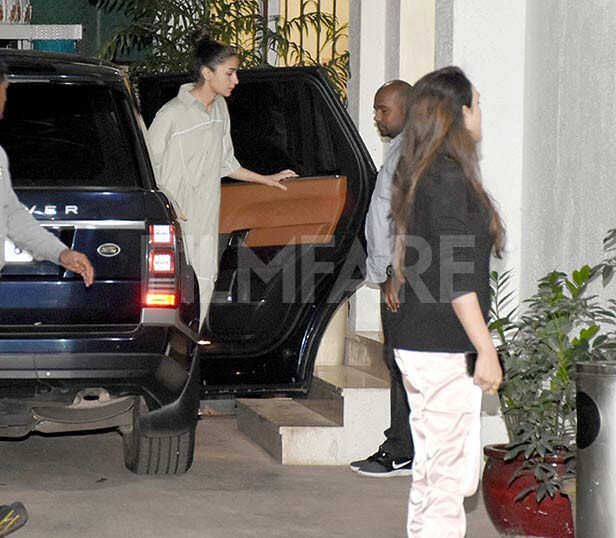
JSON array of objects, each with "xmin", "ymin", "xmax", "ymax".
[{"xmin": 483, "ymin": 228, "xmax": 616, "ymax": 537}]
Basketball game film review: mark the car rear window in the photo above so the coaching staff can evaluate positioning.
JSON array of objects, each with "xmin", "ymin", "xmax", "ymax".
[{"xmin": 0, "ymin": 82, "xmax": 141, "ymax": 188}]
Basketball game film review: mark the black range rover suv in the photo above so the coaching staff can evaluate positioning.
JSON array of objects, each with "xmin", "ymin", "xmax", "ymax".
[{"xmin": 0, "ymin": 51, "xmax": 375, "ymax": 475}]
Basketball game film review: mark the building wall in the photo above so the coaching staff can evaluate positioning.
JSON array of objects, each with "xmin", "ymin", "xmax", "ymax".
[
  {"xmin": 348, "ymin": 0, "xmax": 396, "ymax": 333},
  {"xmin": 399, "ymin": 0, "xmax": 435, "ymax": 84},
  {"xmin": 436, "ymin": 0, "xmax": 616, "ymax": 302},
  {"xmin": 436, "ymin": 0, "xmax": 527, "ymax": 308},
  {"xmin": 522, "ymin": 0, "xmax": 616, "ymax": 300}
]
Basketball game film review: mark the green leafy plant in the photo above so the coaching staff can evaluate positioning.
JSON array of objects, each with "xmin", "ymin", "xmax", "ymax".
[
  {"xmin": 489, "ymin": 228, "xmax": 616, "ymax": 502},
  {"xmin": 90, "ymin": 0, "xmax": 350, "ymax": 101}
]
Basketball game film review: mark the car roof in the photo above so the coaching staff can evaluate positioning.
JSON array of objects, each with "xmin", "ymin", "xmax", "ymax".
[{"xmin": 0, "ymin": 49, "xmax": 123, "ymax": 83}]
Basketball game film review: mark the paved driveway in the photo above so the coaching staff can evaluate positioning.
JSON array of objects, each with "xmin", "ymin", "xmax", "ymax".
[{"xmin": 0, "ymin": 416, "xmax": 499, "ymax": 537}]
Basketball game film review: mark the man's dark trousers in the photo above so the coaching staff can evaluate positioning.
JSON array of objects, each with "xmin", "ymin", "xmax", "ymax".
[{"xmin": 380, "ymin": 300, "xmax": 414, "ymax": 459}]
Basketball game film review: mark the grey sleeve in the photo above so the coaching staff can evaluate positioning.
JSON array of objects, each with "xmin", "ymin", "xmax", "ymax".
[
  {"xmin": 364, "ymin": 142, "xmax": 402, "ymax": 284},
  {"xmin": 1, "ymin": 153, "xmax": 67, "ymax": 264},
  {"xmin": 364, "ymin": 173, "xmax": 394, "ymax": 284}
]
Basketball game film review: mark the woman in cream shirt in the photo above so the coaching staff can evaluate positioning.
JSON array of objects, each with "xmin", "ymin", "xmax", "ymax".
[{"xmin": 148, "ymin": 34, "xmax": 296, "ymax": 325}]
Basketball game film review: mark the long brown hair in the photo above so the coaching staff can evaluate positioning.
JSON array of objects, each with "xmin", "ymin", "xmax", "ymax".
[{"xmin": 392, "ymin": 66, "xmax": 505, "ymax": 278}]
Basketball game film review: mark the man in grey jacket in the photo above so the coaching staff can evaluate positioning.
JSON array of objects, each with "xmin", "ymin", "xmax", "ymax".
[
  {"xmin": 350, "ymin": 80, "xmax": 415, "ymax": 477},
  {"xmin": 0, "ymin": 60, "xmax": 94, "ymax": 536}
]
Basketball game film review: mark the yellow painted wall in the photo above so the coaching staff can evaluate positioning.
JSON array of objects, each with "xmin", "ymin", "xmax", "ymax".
[
  {"xmin": 399, "ymin": 0, "xmax": 435, "ymax": 84},
  {"xmin": 278, "ymin": 0, "xmax": 349, "ymax": 66}
]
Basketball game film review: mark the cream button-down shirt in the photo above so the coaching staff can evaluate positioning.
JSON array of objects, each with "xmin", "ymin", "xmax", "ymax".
[{"xmin": 147, "ymin": 83, "xmax": 241, "ymax": 313}]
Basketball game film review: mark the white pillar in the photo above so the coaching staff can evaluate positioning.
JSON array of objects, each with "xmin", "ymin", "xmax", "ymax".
[
  {"xmin": 348, "ymin": 0, "xmax": 395, "ymax": 333},
  {"xmin": 348, "ymin": 0, "xmax": 388, "ymax": 166},
  {"xmin": 348, "ymin": 0, "xmax": 437, "ymax": 333}
]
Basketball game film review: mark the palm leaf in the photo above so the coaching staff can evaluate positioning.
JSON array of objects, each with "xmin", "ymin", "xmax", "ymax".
[{"xmin": 95, "ymin": 0, "xmax": 349, "ymax": 102}]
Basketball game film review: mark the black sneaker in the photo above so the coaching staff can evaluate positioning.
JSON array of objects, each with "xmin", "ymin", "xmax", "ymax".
[
  {"xmin": 0, "ymin": 502, "xmax": 28, "ymax": 536},
  {"xmin": 349, "ymin": 448, "xmax": 382, "ymax": 472},
  {"xmin": 355, "ymin": 450, "xmax": 413, "ymax": 477}
]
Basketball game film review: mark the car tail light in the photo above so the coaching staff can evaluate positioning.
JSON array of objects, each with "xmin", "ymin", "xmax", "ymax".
[
  {"xmin": 145, "ymin": 292, "xmax": 176, "ymax": 307},
  {"xmin": 149, "ymin": 251, "xmax": 175, "ymax": 274},
  {"xmin": 145, "ymin": 225, "xmax": 177, "ymax": 308},
  {"xmin": 149, "ymin": 224, "xmax": 175, "ymax": 246}
]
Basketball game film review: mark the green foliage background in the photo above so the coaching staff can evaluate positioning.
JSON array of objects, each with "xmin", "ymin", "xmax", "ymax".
[
  {"xmin": 90, "ymin": 0, "xmax": 350, "ymax": 101},
  {"xmin": 31, "ymin": 0, "xmax": 127, "ymax": 57}
]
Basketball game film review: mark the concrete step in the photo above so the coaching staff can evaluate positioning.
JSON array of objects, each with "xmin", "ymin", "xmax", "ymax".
[
  {"xmin": 344, "ymin": 331, "xmax": 389, "ymax": 381},
  {"xmin": 315, "ymin": 364, "xmax": 389, "ymax": 389},
  {"xmin": 236, "ymin": 398, "xmax": 341, "ymax": 464},
  {"xmin": 289, "ymin": 364, "xmax": 391, "ymax": 428},
  {"xmin": 300, "ymin": 375, "xmax": 343, "ymax": 425},
  {"xmin": 237, "ymin": 365, "xmax": 390, "ymax": 465}
]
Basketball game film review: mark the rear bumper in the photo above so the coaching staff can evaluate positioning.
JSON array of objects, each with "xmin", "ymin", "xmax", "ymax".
[
  {"xmin": 0, "ymin": 307, "xmax": 202, "ymax": 438},
  {"xmin": 0, "ymin": 352, "xmax": 167, "ymax": 380},
  {"xmin": 0, "ymin": 350, "xmax": 200, "ymax": 437}
]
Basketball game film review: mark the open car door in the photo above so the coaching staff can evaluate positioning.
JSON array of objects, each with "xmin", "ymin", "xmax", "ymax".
[{"xmin": 139, "ymin": 67, "xmax": 376, "ymax": 396}]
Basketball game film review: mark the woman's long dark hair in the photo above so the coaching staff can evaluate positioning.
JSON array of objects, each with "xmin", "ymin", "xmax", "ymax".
[
  {"xmin": 392, "ymin": 66, "xmax": 505, "ymax": 278},
  {"xmin": 191, "ymin": 31, "xmax": 237, "ymax": 84}
]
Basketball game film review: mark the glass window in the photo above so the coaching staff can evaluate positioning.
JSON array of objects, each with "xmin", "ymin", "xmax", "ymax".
[
  {"xmin": 0, "ymin": 83, "xmax": 141, "ymax": 188},
  {"xmin": 138, "ymin": 73, "xmax": 343, "ymax": 179},
  {"xmin": 227, "ymin": 78, "xmax": 340, "ymax": 177}
]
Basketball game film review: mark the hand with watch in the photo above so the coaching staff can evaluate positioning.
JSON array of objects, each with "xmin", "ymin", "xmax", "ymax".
[{"xmin": 381, "ymin": 264, "xmax": 401, "ymax": 313}]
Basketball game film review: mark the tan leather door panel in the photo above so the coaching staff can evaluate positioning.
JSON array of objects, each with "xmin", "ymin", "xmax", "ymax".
[{"xmin": 219, "ymin": 176, "xmax": 347, "ymax": 247}]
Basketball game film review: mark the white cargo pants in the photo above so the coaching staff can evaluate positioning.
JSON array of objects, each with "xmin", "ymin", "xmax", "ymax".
[{"xmin": 394, "ymin": 349, "xmax": 483, "ymax": 538}]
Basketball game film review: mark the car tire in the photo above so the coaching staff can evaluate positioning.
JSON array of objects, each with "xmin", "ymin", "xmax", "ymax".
[{"xmin": 122, "ymin": 399, "xmax": 196, "ymax": 475}]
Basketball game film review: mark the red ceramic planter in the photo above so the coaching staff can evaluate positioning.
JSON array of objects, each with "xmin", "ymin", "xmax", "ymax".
[{"xmin": 482, "ymin": 444, "xmax": 574, "ymax": 537}]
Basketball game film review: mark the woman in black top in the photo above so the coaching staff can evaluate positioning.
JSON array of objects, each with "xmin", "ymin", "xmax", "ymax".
[{"xmin": 390, "ymin": 67, "xmax": 504, "ymax": 537}]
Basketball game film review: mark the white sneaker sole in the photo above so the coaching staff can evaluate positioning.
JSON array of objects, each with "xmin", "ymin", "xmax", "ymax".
[{"xmin": 357, "ymin": 468, "xmax": 413, "ymax": 478}]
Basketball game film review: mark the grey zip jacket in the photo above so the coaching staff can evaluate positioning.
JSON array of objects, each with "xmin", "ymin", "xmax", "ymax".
[{"xmin": 0, "ymin": 145, "xmax": 66, "ymax": 271}]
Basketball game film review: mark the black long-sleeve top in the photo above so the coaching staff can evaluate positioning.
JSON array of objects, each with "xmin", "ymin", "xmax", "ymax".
[{"xmin": 391, "ymin": 152, "xmax": 493, "ymax": 353}]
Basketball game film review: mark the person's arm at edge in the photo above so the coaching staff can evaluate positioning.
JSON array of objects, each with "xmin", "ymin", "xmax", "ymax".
[
  {"xmin": 1, "ymin": 152, "xmax": 94, "ymax": 287},
  {"xmin": 5, "ymin": 194, "xmax": 94, "ymax": 287},
  {"xmin": 451, "ymin": 291, "xmax": 502, "ymax": 394},
  {"xmin": 146, "ymin": 108, "xmax": 171, "ymax": 188}
]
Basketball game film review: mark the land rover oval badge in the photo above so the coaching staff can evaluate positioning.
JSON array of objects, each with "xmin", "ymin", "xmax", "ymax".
[{"xmin": 97, "ymin": 243, "xmax": 121, "ymax": 257}]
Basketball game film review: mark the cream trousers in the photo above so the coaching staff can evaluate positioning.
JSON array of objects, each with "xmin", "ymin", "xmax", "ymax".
[{"xmin": 394, "ymin": 349, "xmax": 483, "ymax": 538}]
